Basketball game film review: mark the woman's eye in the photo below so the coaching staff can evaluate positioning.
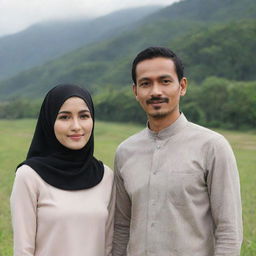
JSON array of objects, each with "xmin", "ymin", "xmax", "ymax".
[
  {"xmin": 80, "ymin": 114, "xmax": 90, "ymax": 119},
  {"xmin": 58, "ymin": 115, "xmax": 69, "ymax": 120}
]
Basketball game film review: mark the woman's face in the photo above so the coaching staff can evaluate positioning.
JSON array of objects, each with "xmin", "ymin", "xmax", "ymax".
[{"xmin": 54, "ymin": 97, "xmax": 93, "ymax": 150}]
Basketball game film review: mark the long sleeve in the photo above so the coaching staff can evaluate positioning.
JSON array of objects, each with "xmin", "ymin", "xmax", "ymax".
[
  {"xmin": 112, "ymin": 154, "xmax": 131, "ymax": 256},
  {"xmin": 206, "ymin": 137, "xmax": 243, "ymax": 256},
  {"xmin": 10, "ymin": 166, "xmax": 38, "ymax": 256},
  {"xmin": 105, "ymin": 177, "xmax": 116, "ymax": 256}
]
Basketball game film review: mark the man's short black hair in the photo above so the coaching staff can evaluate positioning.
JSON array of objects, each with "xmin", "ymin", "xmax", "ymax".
[{"xmin": 132, "ymin": 46, "xmax": 184, "ymax": 84}]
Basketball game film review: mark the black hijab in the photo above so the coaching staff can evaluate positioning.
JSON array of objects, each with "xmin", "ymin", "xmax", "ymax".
[{"xmin": 17, "ymin": 84, "xmax": 104, "ymax": 190}]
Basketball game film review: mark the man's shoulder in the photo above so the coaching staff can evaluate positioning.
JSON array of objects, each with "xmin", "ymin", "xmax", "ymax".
[
  {"xmin": 116, "ymin": 128, "xmax": 147, "ymax": 153},
  {"xmin": 187, "ymin": 121, "xmax": 223, "ymax": 140},
  {"xmin": 185, "ymin": 120, "xmax": 232, "ymax": 151}
]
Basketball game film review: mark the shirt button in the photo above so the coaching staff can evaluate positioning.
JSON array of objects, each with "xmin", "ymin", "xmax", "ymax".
[
  {"xmin": 156, "ymin": 145, "xmax": 160, "ymax": 149},
  {"xmin": 151, "ymin": 223, "xmax": 155, "ymax": 227}
]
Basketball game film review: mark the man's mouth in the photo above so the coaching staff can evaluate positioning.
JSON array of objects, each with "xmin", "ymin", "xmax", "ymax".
[{"xmin": 146, "ymin": 97, "xmax": 169, "ymax": 105}]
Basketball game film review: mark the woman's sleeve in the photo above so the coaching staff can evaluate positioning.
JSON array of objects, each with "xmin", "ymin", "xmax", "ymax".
[
  {"xmin": 105, "ymin": 169, "xmax": 116, "ymax": 256},
  {"xmin": 10, "ymin": 166, "xmax": 38, "ymax": 256}
]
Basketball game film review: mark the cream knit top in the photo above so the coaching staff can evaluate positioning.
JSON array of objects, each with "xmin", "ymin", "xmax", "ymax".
[{"xmin": 10, "ymin": 164, "xmax": 115, "ymax": 256}]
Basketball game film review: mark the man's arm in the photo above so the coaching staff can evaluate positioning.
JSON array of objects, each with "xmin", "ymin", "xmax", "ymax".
[
  {"xmin": 207, "ymin": 136, "xmax": 243, "ymax": 256},
  {"xmin": 113, "ymin": 154, "xmax": 131, "ymax": 256}
]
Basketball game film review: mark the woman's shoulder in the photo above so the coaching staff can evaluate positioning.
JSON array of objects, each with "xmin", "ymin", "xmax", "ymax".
[
  {"xmin": 11, "ymin": 165, "xmax": 42, "ymax": 196},
  {"xmin": 16, "ymin": 164, "xmax": 37, "ymax": 176},
  {"xmin": 103, "ymin": 164, "xmax": 113, "ymax": 172},
  {"xmin": 15, "ymin": 164, "xmax": 42, "ymax": 185},
  {"xmin": 103, "ymin": 164, "xmax": 114, "ymax": 182}
]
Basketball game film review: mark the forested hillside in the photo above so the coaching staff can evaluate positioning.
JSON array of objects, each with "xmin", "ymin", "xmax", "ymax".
[
  {"xmin": 0, "ymin": 0, "xmax": 255, "ymax": 129},
  {"xmin": 147, "ymin": 0, "xmax": 256, "ymax": 22}
]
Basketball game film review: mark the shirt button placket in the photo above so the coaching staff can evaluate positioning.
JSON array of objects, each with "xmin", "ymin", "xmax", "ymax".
[{"xmin": 147, "ymin": 138, "xmax": 161, "ymax": 254}]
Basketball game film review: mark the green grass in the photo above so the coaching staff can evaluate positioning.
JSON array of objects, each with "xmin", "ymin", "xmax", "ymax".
[{"xmin": 0, "ymin": 119, "xmax": 255, "ymax": 255}]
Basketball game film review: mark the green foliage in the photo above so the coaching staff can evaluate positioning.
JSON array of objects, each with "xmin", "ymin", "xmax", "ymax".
[
  {"xmin": 181, "ymin": 77, "xmax": 256, "ymax": 129},
  {"xmin": 224, "ymin": 81, "xmax": 256, "ymax": 129},
  {"xmin": 94, "ymin": 87, "xmax": 146, "ymax": 124},
  {"xmin": 0, "ymin": 99, "xmax": 41, "ymax": 119},
  {"xmin": 154, "ymin": 0, "xmax": 256, "ymax": 23},
  {"xmin": 176, "ymin": 21, "xmax": 256, "ymax": 82}
]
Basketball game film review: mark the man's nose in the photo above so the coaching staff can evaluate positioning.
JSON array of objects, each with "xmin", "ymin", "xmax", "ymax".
[{"xmin": 150, "ymin": 83, "xmax": 162, "ymax": 97}]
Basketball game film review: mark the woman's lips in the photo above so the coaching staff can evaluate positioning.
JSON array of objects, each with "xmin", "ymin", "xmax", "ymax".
[{"xmin": 68, "ymin": 134, "xmax": 84, "ymax": 140}]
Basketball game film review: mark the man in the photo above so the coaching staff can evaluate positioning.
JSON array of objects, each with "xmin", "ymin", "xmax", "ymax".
[{"xmin": 113, "ymin": 46, "xmax": 243, "ymax": 256}]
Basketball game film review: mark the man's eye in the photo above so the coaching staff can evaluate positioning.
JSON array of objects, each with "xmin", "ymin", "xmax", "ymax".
[
  {"xmin": 162, "ymin": 79, "xmax": 171, "ymax": 84},
  {"xmin": 140, "ymin": 82, "xmax": 150, "ymax": 87}
]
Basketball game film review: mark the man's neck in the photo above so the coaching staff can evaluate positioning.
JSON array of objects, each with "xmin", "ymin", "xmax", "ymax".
[{"xmin": 148, "ymin": 112, "xmax": 181, "ymax": 132}]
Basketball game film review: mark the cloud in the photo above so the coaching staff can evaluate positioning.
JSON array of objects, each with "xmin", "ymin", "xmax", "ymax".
[{"xmin": 0, "ymin": 0, "xmax": 178, "ymax": 36}]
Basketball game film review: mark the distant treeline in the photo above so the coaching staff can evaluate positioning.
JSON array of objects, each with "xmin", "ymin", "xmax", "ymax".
[
  {"xmin": 95, "ymin": 77, "xmax": 256, "ymax": 129},
  {"xmin": 1, "ymin": 77, "xmax": 255, "ymax": 129}
]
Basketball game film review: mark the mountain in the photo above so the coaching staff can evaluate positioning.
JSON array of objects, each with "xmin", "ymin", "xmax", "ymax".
[
  {"xmin": 147, "ymin": 0, "xmax": 256, "ymax": 22},
  {"xmin": 0, "ymin": 0, "xmax": 255, "ymax": 100},
  {"xmin": 0, "ymin": 6, "xmax": 161, "ymax": 80}
]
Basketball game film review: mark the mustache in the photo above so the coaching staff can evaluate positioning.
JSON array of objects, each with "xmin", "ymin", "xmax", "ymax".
[{"xmin": 146, "ymin": 97, "xmax": 169, "ymax": 104}]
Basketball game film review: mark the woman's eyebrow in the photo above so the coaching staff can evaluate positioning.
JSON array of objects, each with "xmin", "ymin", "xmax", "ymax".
[
  {"xmin": 58, "ymin": 110, "xmax": 71, "ymax": 114},
  {"xmin": 79, "ymin": 110, "xmax": 90, "ymax": 114},
  {"xmin": 58, "ymin": 109, "xmax": 90, "ymax": 114}
]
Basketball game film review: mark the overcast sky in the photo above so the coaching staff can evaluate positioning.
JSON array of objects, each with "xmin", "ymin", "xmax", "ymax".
[{"xmin": 0, "ymin": 0, "xmax": 179, "ymax": 37}]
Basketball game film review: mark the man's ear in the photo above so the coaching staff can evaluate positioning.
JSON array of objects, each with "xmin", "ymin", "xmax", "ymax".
[
  {"xmin": 180, "ymin": 77, "xmax": 187, "ymax": 96},
  {"xmin": 132, "ymin": 84, "xmax": 138, "ymax": 100}
]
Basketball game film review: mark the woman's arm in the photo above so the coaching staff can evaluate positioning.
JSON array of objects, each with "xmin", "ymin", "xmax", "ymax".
[
  {"xmin": 10, "ymin": 165, "xmax": 38, "ymax": 256},
  {"xmin": 105, "ymin": 169, "xmax": 116, "ymax": 256}
]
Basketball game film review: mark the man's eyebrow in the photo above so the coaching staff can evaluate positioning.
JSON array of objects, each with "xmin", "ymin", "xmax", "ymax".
[
  {"xmin": 138, "ymin": 77, "xmax": 150, "ymax": 82},
  {"xmin": 159, "ymin": 75, "xmax": 173, "ymax": 79}
]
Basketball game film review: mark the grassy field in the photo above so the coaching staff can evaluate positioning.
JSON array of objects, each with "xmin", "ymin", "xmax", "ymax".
[{"xmin": 0, "ymin": 119, "xmax": 255, "ymax": 255}]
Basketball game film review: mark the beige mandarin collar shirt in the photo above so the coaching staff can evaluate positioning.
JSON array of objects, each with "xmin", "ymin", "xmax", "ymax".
[{"xmin": 113, "ymin": 113, "xmax": 242, "ymax": 256}]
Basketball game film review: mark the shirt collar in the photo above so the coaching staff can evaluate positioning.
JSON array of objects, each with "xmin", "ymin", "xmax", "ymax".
[{"xmin": 146, "ymin": 113, "xmax": 188, "ymax": 140}]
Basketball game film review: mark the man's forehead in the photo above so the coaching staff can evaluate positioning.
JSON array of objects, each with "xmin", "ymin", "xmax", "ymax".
[{"xmin": 136, "ymin": 58, "xmax": 176, "ymax": 79}]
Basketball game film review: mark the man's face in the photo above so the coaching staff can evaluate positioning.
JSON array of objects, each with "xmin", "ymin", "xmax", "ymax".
[{"xmin": 133, "ymin": 57, "xmax": 187, "ymax": 122}]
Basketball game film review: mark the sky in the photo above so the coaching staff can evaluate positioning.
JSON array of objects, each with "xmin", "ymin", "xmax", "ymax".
[{"xmin": 0, "ymin": 0, "xmax": 179, "ymax": 37}]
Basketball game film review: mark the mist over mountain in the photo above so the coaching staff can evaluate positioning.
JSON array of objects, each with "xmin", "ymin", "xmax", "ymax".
[{"xmin": 0, "ymin": 5, "xmax": 161, "ymax": 80}]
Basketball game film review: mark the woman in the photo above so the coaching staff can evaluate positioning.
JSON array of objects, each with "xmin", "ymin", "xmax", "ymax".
[{"xmin": 10, "ymin": 84, "xmax": 115, "ymax": 256}]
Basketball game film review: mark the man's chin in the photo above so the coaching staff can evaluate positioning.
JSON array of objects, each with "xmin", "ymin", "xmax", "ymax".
[{"xmin": 148, "ymin": 111, "xmax": 169, "ymax": 119}]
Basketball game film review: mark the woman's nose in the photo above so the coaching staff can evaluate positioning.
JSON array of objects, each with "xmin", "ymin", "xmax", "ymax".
[{"xmin": 71, "ymin": 118, "xmax": 81, "ymax": 131}]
